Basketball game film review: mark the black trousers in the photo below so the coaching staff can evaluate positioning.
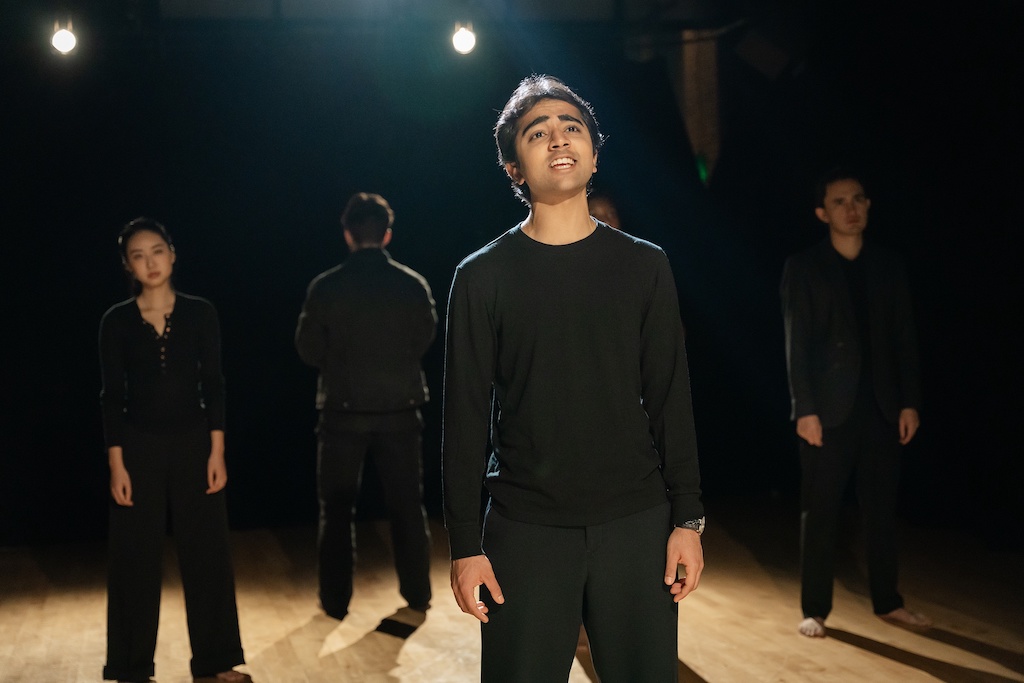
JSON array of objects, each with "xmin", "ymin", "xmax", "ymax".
[
  {"xmin": 316, "ymin": 425, "xmax": 432, "ymax": 618},
  {"xmin": 799, "ymin": 403, "xmax": 904, "ymax": 619},
  {"xmin": 104, "ymin": 425, "xmax": 244, "ymax": 682},
  {"xmin": 479, "ymin": 503, "xmax": 678, "ymax": 683}
]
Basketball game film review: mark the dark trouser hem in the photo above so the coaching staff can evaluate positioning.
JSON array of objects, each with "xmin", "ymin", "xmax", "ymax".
[
  {"xmin": 190, "ymin": 650, "xmax": 246, "ymax": 678},
  {"xmin": 102, "ymin": 664, "xmax": 153, "ymax": 682},
  {"xmin": 319, "ymin": 600, "xmax": 349, "ymax": 621},
  {"xmin": 872, "ymin": 597, "xmax": 905, "ymax": 616}
]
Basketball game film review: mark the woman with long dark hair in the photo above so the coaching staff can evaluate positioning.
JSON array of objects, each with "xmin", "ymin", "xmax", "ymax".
[{"xmin": 98, "ymin": 217, "xmax": 249, "ymax": 683}]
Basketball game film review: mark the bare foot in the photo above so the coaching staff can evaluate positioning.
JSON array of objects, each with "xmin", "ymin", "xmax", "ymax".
[
  {"xmin": 798, "ymin": 616, "xmax": 826, "ymax": 637},
  {"xmin": 879, "ymin": 607, "xmax": 932, "ymax": 630}
]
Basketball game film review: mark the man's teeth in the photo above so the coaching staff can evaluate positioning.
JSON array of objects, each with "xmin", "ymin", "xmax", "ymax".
[{"xmin": 550, "ymin": 157, "xmax": 575, "ymax": 167}]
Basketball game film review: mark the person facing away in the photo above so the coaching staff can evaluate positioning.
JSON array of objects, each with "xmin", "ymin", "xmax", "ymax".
[
  {"xmin": 295, "ymin": 192, "xmax": 437, "ymax": 621},
  {"xmin": 780, "ymin": 169, "xmax": 931, "ymax": 638},
  {"xmin": 442, "ymin": 74, "xmax": 705, "ymax": 683},
  {"xmin": 98, "ymin": 218, "xmax": 249, "ymax": 683}
]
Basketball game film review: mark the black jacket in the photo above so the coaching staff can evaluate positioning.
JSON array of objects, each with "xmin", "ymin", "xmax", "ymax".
[
  {"xmin": 780, "ymin": 239, "xmax": 921, "ymax": 428},
  {"xmin": 296, "ymin": 248, "xmax": 437, "ymax": 414}
]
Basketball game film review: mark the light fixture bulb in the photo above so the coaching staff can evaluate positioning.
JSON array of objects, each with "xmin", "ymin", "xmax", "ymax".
[
  {"xmin": 52, "ymin": 21, "xmax": 77, "ymax": 54},
  {"xmin": 452, "ymin": 23, "xmax": 476, "ymax": 55}
]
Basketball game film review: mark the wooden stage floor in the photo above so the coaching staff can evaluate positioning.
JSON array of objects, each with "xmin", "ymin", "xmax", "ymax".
[{"xmin": 1, "ymin": 495, "xmax": 1021, "ymax": 682}]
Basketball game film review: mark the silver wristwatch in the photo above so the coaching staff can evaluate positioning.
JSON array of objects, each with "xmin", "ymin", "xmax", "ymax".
[{"xmin": 676, "ymin": 517, "xmax": 705, "ymax": 535}]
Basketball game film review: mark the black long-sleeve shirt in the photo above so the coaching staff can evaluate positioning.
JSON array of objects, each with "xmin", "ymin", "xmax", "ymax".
[
  {"xmin": 99, "ymin": 293, "xmax": 225, "ymax": 448},
  {"xmin": 442, "ymin": 223, "xmax": 703, "ymax": 560}
]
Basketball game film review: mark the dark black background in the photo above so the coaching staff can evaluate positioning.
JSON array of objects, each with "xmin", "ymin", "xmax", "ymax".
[{"xmin": 1, "ymin": 2, "xmax": 1021, "ymax": 548}]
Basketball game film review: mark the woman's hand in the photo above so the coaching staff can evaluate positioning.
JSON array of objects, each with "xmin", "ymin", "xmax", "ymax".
[
  {"xmin": 206, "ymin": 453, "xmax": 228, "ymax": 493},
  {"xmin": 108, "ymin": 447, "xmax": 133, "ymax": 506},
  {"xmin": 206, "ymin": 430, "xmax": 227, "ymax": 494}
]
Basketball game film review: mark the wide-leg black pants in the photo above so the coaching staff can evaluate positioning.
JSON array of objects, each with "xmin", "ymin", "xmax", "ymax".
[
  {"xmin": 103, "ymin": 424, "xmax": 244, "ymax": 682},
  {"xmin": 316, "ymin": 425, "xmax": 432, "ymax": 618},
  {"xmin": 479, "ymin": 502, "xmax": 678, "ymax": 683},
  {"xmin": 799, "ymin": 404, "xmax": 904, "ymax": 619}
]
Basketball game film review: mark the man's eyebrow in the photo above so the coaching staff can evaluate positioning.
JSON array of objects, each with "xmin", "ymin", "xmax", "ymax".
[
  {"xmin": 520, "ymin": 115, "xmax": 550, "ymax": 137},
  {"xmin": 520, "ymin": 113, "xmax": 587, "ymax": 138}
]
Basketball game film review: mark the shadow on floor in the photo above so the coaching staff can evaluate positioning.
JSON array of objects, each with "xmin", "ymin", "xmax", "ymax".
[{"xmin": 829, "ymin": 628, "xmax": 1021, "ymax": 683}]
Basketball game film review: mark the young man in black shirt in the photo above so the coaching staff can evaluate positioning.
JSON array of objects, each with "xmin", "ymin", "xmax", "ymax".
[{"xmin": 442, "ymin": 75, "xmax": 704, "ymax": 682}]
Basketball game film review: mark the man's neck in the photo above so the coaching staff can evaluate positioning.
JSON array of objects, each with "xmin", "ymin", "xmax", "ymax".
[
  {"xmin": 348, "ymin": 243, "xmax": 383, "ymax": 253},
  {"xmin": 830, "ymin": 231, "xmax": 864, "ymax": 260},
  {"xmin": 522, "ymin": 193, "xmax": 594, "ymax": 245}
]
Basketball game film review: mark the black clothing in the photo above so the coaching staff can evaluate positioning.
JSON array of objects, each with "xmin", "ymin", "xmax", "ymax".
[
  {"xmin": 479, "ymin": 503, "xmax": 678, "ymax": 683},
  {"xmin": 839, "ymin": 254, "xmax": 875, "ymax": 397},
  {"xmin": 781, "ymin": 239, "xmax": 920, "ymax": 619},
  {"xmin": 99, "ymin": 293, "xmax": 226, "ymax": 447},
  {"xmin": 443, "ymin": 223, "xmax": 703, "ymax": 560},
  {"xmin": 98, "ymin": 293, "xmax": 242, "ymax": 681},
  {"xmin": 443, "ymin": 221, "xmax": 701, "ymax": 680},
  {"xmin": 103, "ymin": 425, "xmax": 243, "ymax": 681},
  {"xmin": 295, "ymin": 248, "xmax": 437, "ymax": 414},
  {"xmin": 780, "ymin": 239, "xmax": 920, "ymax": 428},
  {"xmin": 799, "ymin": 405, "xmax": 903, "ymax": 618},
  {"xmin": 316, "ymin": 424, "xmax": 432, "ymax": 616},
  {"xmin": 295, "ymin": 247, "xmax": 437, "ymax": 617}
]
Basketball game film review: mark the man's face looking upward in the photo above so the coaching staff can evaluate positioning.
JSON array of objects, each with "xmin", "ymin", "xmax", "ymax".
[{"xmin": 505, "ymin": 98, "xmax": 599, "ymax": 203}]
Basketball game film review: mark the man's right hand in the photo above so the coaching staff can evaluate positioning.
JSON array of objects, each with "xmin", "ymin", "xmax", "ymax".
[
  {"xmin": 450, "ymin": 554, "xmax": 504, "ymax": 623},
  {"xmin": 796, "ymin": 414, "xmax": 823, "ymax": 447}
]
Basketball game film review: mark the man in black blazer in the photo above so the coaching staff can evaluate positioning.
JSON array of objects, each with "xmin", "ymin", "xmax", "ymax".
[{"xmin": 781, "ymin": 169, "xmax": 930, "ymax": 638}]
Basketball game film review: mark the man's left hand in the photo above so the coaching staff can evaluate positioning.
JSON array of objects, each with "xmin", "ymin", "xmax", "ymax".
[
  {"xmin": 665, "ymin": 527, "xmax": 704, "ymax": 603},
  {"xmin": 898, "ymin": 408, "xmax": 920, "ymax": 445}
]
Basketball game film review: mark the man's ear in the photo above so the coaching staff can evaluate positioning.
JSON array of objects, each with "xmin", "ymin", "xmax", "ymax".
[
  {"xmin": 505, "ymin": 162, "xmax": 526, "ymax": 186},
  {"xmin": 381, "ymin": 228, "xmax": 393, "ymax": 247},
  {"xmin": 592, "ymin": 153, "xmax": 598, "ymax": 174},
  {"xmin": 343, "ymin": 229, "xmax": 356, "ymax": 250},
  {"xmin": 814, "ymin": 207, "xmax": 828, "ymax": 224}
]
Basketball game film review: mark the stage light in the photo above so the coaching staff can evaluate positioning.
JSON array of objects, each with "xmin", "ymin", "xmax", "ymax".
[
  {"xmin": 452, "ymin": 23, "xmax": 476, "ymax": 55},
  {"xmin": 52, "ymin": 20, "xmax": 77, "ymax": 54}
]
